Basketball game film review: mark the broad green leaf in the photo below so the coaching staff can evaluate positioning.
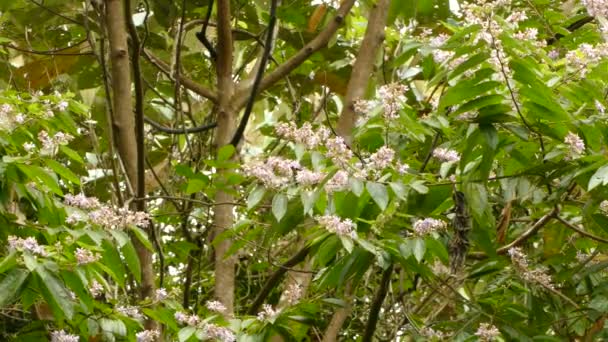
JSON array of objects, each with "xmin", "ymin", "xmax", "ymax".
[
  {"xmin": 272, "ymin": 193, "xmax": 288, "ymax": 222},
  {"xmin": 589, "ymin": 164, "xmax": 608, "ymax": 190},
  {"xmin": 0, "ymin": 252, "xmax": 17, "ymax": 274},
  {"xmin": 99, "ymin": 318, "xmax": 127, "ymax": 336},
  {"xmin": 178, "ymin": 327, "xmax": 196, "ymax": 342},
  {"xmin": 439, "ymin": 81, "xmax": 501, "ymax": 109},
  {"xmin": 389, "ymin": 182, "xmax": 408, "ymax": 201},
  {"xmin": 16, "ymin": 164, "xmax": 63, "ymax": 195},
  {"xmin": 0, "ymin": 268, "xmax": 29, "ymax": 307},
  {"xmin": 101, "ymin": 240, "xmax": 126, "ymax": 286},
  {"xmin": 349, "ymin": 178, "xmax": 364, "ymax": 197},
  {"xmin": 366, "ymin": 182, "xmax": 389, "ymax": 210},
  {"xmin": 44, "ymin": 158, "xmax": 80, "ymax": 185},
  {"xmin": 217, "ymin": 144, "xmax": 236, "ymax": 161},
  {"xmin": 247, "ymin": 185, "xmax": 266, "ymax": 210},
  {"xmin": 60, "ymin": 145, "xmax": 84, "ymax": 164},
  {"xmin": 121, "ymin": 240, "xmax": 142, "ymax": 283},
  {"xmin": 413, "ymin": 238, "xmax": 426, "ymax": 262},
  {"xmin": 36, "ymin": 266, "xmax": 74, "ymax": 319},
  {"xmin": 131, "ymin": 226, "xmax": 155, "ymax": 252}
]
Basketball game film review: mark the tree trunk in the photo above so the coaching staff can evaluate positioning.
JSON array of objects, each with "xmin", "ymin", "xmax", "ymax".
[
  {"xmin": 336, "ymin": 0, "xmax": 390, "ymax": 143},
  {"xmin": 213, "ymin": 0, "xmax": 236, "ymax": 315},
  {"xmin": 104, "ymin": 0, "xmax": 156, "ymax": 326}
]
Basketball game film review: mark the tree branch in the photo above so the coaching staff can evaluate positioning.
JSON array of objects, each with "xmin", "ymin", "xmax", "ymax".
[
  {"xmin": 195, "ymin": 0, "xmax": 217, "ymax": 60},
  {"xmin": 229, "ymin": 0, "xmax": 278, "ymax": 146},
  {"xmin": 143, "ymin": 49, "xmax": 218, "ymax": 102},
  {"xmin": 469, "ymin": 207, "xmax": 559, "ymax": 259},
  {"xmin": 362, "ymin": 264, "xmax": 393, "ymax": 342},
  {"xmin": 556, "ymin": 216, "xmax": 608, "ymax": 244},
  {"xmin": 247, "ymin": 245, "xmax": 312, "ymax": 315},
  {"xmin": 144, "ymin": 116, "xmax": 217, "ymax": 134},
  {"xmin": 233, "ymin": 0, "xmax": 356, "ymax": 110}
]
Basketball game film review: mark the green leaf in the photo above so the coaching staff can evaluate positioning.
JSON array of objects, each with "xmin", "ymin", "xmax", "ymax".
[
  {"xmin": 99, "ymin": 318, "xmax": 127, "ymax": 336},
  {"xmin": 389, "ymin": 182, "xmax": 408, "ymax": 201},
  {"xmin": 101, "ymin": 240, "xmax": 126, "ymax": 286},
  {"xmin": 131, "ymin": 226, "xmax": 155, "ymax": 252},
  {"xmin": 60, "ymin": 145, "xmax": 84, "ymax": 164},
  {"xmin": 349, "ymin": 178, "xmax": 364, "ymax": 197},
  {"xmin": 301, "ymin": 190, "xmax": 318, "ymax": 215},
  {"xmin": 16, "ymin": 164, "xmax": 63, "ymax": 195},
  {"xmin": 0, "ymin": 268, "xmax": 29, "ymax": 307},
  {"xmin": 44, "ymin": 158, "xmax": 80, "ymax": 185},
  {"xmin": 36, "ymin": 266, "xmax": 74, "ymax": 319},
  {"xmin": 185, "ymin": 179, "xmax": 207, "ymax": 194},
  {"xmin": 272, "ymin": 193, "xmax": 288, "ymax": 222},
  {"xmin": 589, "ymin": 164, "xmax": 608, "ymax": 190},
  {"xmin": 0, "ymin": 252, "xmax": 17, "ymax": 274},
  {"xmin": 413, "ymin": 238, "xmax": 426, "ymax": 262},
  {"xmin": 410, "ymin": 180, "xmax": 429, "ymax": 194},
  {"xmin": 247, "ymin": 185, "xmax": 266, "ymax": 210},
  {"xmin": 367, "ymin": 182, "xmax": 389, "ymax": 210},
  {"xmin": 439, "ymin": 81, "xmax": 501, "ymax": 109},
  {"xmin": 178, "ymin": 327, "xmax": 196, "ymax": 342},
  {"xmin": 217, "ymin": 145, "xmax": 236, "ymax": 161},
  {"xmin": 121, "ymin": 240, "xmax": 142, "ymax": 283}
]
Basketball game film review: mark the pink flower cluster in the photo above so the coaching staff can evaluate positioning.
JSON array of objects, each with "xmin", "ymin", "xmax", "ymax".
[
  {"xmin": 378, "ymin": 83, "xmax": 409, "ymax": 120},
  {"xmin": 475, "ymin": 323, "xmax": 501, "ymax": 341},
  {"xmin": 243, "ymin": 156, "xmax": 301, "ymax": 189},
  {"xmin": 564, "ymin": 132, "xmax": 585, "ymax": 158},
  {"xmin": 64, "ymin": 193, "xmax": 150, "ymax": 229},
  {"xmin": 275, "ymin": 122, "xmax": 329, "ymax": 149},
  {"xmin": 432, "ymin": 147, "xmax": 460, "ymax": 163},
  {"xmin": 50, "ymin": 330, "xmax": 79, "ymax": 342},
  {"xmin": 508, "ymin": 247, "xmax": 554, "ymax": 289},
  {"xmin": 175, "ymin": 311, "xmax": 235, "ymax": 341},
  {"xmin": 315, "ymin": 215, "xmax": 357, "ymax": 237},
  {"xmin": 257, "ymin": 304, "xmax": 280, "ymax": 321},
  {"xmin": 75, "ymin": 247, "xmax": 100, "ymax": 265},
  {"xmin": 413, "ymin": 218, "xmax": 447, "ymax": 236},
  {"xmin": 135, "ymin": 330, "xmax": 160, "ymax": 342},
  {"xmin": 8, "ymin": 236, "xmax": 47, "ymax": 256}
]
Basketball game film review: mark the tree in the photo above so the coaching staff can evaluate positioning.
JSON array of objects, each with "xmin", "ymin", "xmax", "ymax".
[{"xmin": 1, "ymin": 0, "xmax": 608, "ymax": 341}]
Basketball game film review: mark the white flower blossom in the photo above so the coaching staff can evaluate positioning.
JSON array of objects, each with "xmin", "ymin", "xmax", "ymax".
[
  {"xmin": 89, "ymin": 280, "xmax": 104, "ymax": 297},
  {"xmin": 564, "ymin": 132, "xmax": 585, "ymax": 157},
  {"xmin": 204, "ymin": 324, "xmax": 236, "ymax": 342},
  {"xmin": 75, "ymin": 248, "xmax": 100, "ymax": 265},
  {"xmin": 508, "ymin": 247, "xmax": 554, "ymax": 289},
  {"xmin": 50, "ymin": 330, "xmax": 79, "ymax": 342},
  {"xmin": 316, "ymin": 215, "xmax": 357, "ymax": 238},
  {"xmin": 23, "ymin": 142, "xmax": 36, "ymax": 152},
  {"xmin": 257, "ymin": 304, "xmax": 280, "ymax": 321},
  {"xmin": 433, "ymin": 147, "xmax": 460, "ymax": 162},
  {"xmin": 367, "ymin": 146, "xmax": 395, "ymax": 172},
  {"xmin": 475, "ymin": 323, "xmax": 501, "ymax": 341},
  {"xmin": 378, "ymin": 83, "xmax": 408, "ymax": 120},
  {"xmin": 206, "ymin": 300, "xmax": 227, "ymax": 314},
  {"xmin": 413, "ymin": 218, "xmax": 447, "ymax": 236},
  {"xmin": 325, "ymin": 170, "xmax": 349, "ymax": 193},
  {"xmin": 283, "ymin": 283, "xmax": 303, "ymax": 305},
  {"xmin": 155, "ymin": 288, "xmax": 168, "ymax": 301},
  {"xmin": 8, "ymin": 236, "xmax": 47, "ymax": 256},
  {"xmin": 117, "ymin": 305, "xmax": 143, "ymax": 320},
  {"xmin": 295, "ymin": 169, "xmax": 325, "ymax": 187},
  {"xmin": 136, "ymin": 330, "xmax": 160, "ymax": 342}
]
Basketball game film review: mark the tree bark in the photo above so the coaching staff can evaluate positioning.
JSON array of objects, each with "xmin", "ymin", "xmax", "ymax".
[
  {"xmin": 212, "ymin": 0, "xmax": 237, "ymax": 315},
  {"xmin": 322, "ymin": 282, "xmax": 355, "ymax": 342},
  {"xmin": 105, "ymin": 0, "xmax": 156, "ymax": 323},
  {"xmin": 336, "ymin": 0, "xmax": 390, "ymax": 143}
]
